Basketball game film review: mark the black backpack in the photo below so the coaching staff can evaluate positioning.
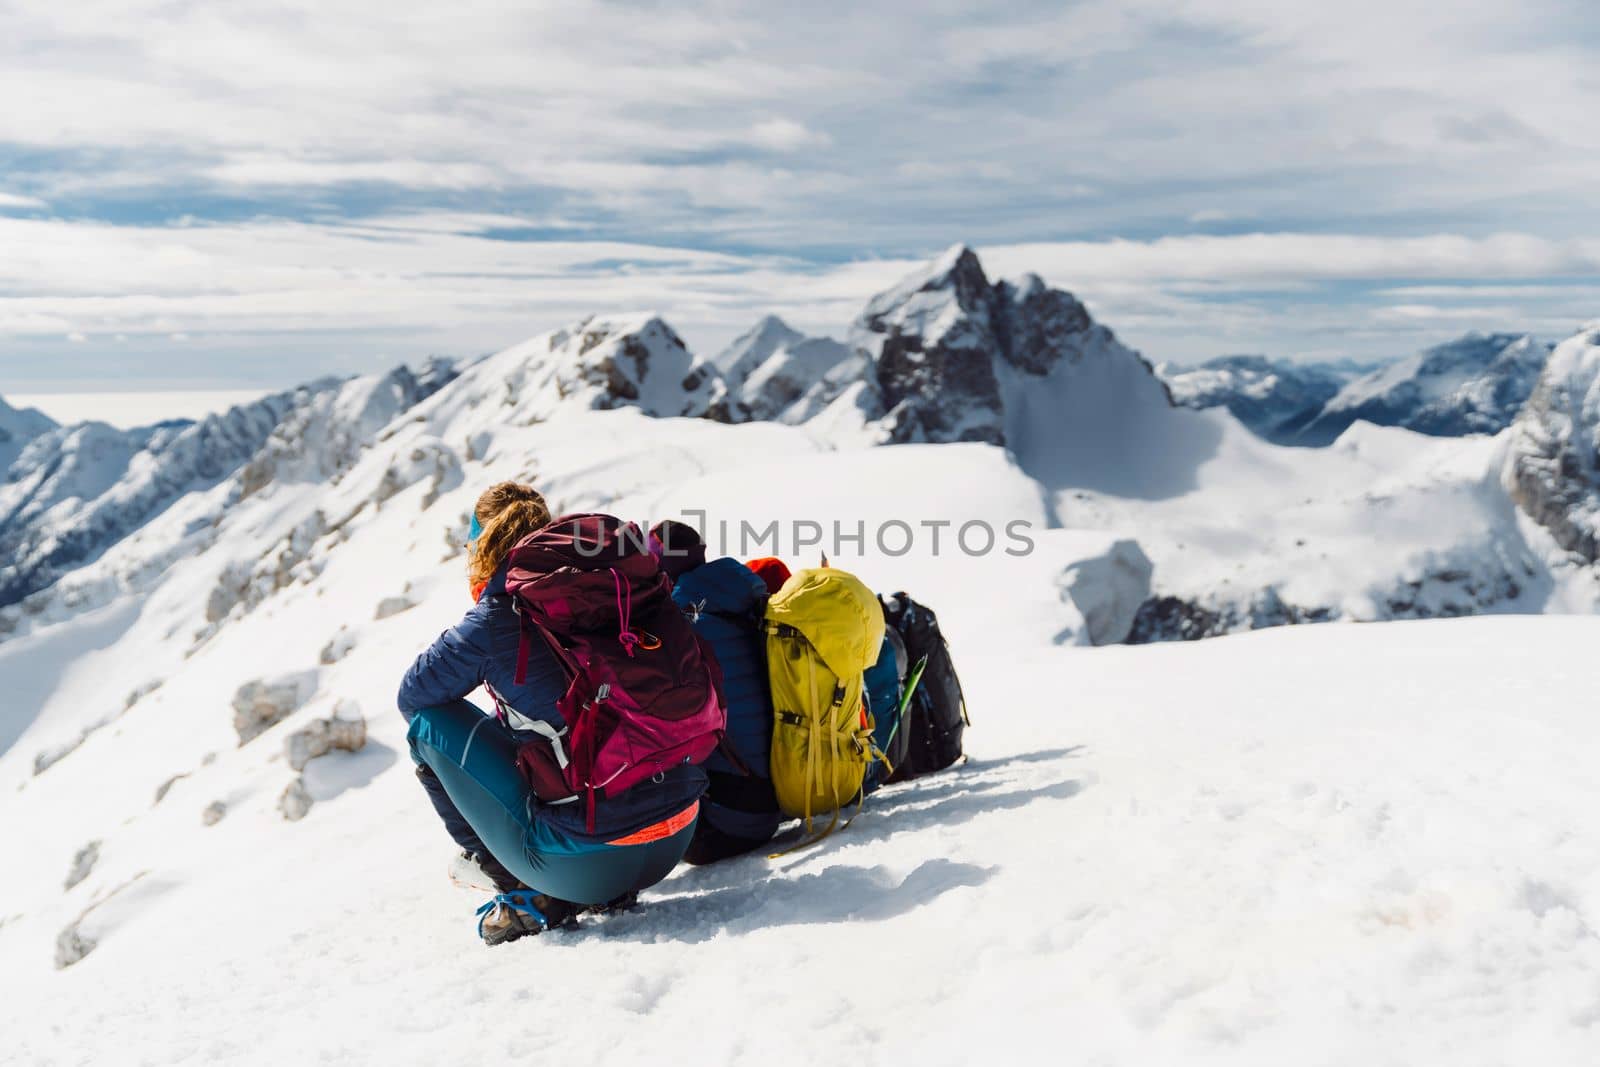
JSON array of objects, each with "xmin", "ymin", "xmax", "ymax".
[{"xmin": 880, "ymin": 592, "xmax": 968, "ymax": 780}]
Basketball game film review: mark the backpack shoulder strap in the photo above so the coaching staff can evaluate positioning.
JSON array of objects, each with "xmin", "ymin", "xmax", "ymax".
[{"xmin": 512, "ymin": 598, "xmax": 580, "ymax": 685}]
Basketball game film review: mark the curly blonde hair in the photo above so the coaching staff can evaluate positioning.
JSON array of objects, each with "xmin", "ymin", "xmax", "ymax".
[{"xmin": 468, "ymin": 482, "xmax": 552, "ymax": 587}]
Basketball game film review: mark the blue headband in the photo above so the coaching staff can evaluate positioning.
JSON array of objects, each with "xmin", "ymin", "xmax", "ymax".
[{"xmin": 468, "ymin": 513, "xmax": 482, "ymax": 542}]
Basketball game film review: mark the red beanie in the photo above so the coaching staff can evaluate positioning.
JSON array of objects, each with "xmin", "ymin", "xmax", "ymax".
[{"xmin": 746, "ymin": 556, "xmax": 792, "ymax": 596}]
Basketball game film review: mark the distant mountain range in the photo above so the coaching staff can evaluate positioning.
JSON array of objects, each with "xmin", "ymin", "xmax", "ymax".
[
  {"xmin": 1160, "ymin": 332, "xmax": 1554, "ymax": 446},
  {"xmin": 0, "ymin": 246, "xmax": 1596, "ymax": 652}
]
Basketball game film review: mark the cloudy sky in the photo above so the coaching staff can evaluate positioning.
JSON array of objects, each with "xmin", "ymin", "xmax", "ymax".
[{"xmin": 3, "ymin": 0, "xmax": 1599, "ymax": 391}]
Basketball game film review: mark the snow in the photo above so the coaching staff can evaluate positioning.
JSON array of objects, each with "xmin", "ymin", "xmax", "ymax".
[
  {"xmin": 6, "ymin": 523, "xmax": 1600, "ymax": 1065},
  {"xmin": 2, "ymin": 249, "xmax": 1600, "ymax": 1063},
  {"xmin": 853, "ymin": 243, "xmax": 992, "ymax": 354},
  {"xmin": 709, "ymin": 314, "xmax": 859, "ymax": 424}
]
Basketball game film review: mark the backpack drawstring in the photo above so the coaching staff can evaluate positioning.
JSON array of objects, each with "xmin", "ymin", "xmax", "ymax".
[{"xmin": 611, "ymin": 568, "xmax": 640, "ymax": 657}]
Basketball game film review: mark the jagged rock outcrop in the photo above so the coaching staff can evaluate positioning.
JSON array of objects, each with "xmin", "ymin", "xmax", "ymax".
[
  {"xmin": 424, "ymin": 314, "xmax": 724, "ymax": 429},
  {"xmin": 374, "ymin": 594, "xmax": 415, "ymax": 620},
  {"xmin": 231, "ymin": 673, "xmax": 317, "ymax": 744},
  {"xmin": 848, "ymin": 246, "xmax": 1165, "ymax": 446},
  {"xmin": 319, "ymin": 628, "xmax": 355, "ymax": 665},
  {"xmin": 1294, "ymin": 332, "xmax": 1549, "ymax": 446},
  {"xmin": 278, "ymin": 778, "xmax": 314, "ymax": 822},
  {"xmin": 1158, "ymin": 355, "xmax": 1374, "ymax": 445},
  {"xmin": 1127, "ymin": 556, "xmax": 1534, "ymax": 643},
  {"xmin": 1504, "ymin": 324, "xmax": 1600, "ymax": 562},
  {"xmin": 205, "ymin": 512, "xmax": 328, "ymax": 625},
  {"xmin": 285, "ymin": 705, "xmax": 366, "ymax": 772},
  {"xmin": 153, "ymin": 773, "xmax": 188, "ymax": 805},
  {"xmin": 63, "ymin": 840, "xmax": 99, "ymax": 890},
  {"xmin": 54, "ymin": 919, "xmax": 95, "ymax": 970}
]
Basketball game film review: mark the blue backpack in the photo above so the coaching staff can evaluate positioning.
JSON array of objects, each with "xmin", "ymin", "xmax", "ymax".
[
  {"xmin": 863, "ymin": 625, "xmax": 909, "ymax": 794},
  {"xmin": 671, "ymin": 558, "xmax": 780, "ymax": 842}
]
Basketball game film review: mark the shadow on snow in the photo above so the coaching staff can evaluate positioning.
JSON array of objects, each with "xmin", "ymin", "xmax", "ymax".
[{"xmin": 569, "ymin": 746, "xmax": 1087, "ymax": 944}]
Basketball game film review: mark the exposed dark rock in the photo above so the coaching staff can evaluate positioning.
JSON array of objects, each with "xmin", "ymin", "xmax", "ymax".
[
  {"xmin": 279, "ymin": 778, "xmax": 314, "ymax": 822},
  {"xmin": 231, "ymin": 673, "xmax": 317, "ymax": 745},
  {"xmin": 850, "ymin": 246, "xmax": 1165, "ymax": 445},
  {"xmin": 1504, "ymin": 325, "xmax": 1600, "ymax": 562},
  {"xmin": 374, "ymin": 595, "xmax": 415, "ymax": 620},
  {"xmin": 153, "ymin": 773, "xmax": 188, "ymax": 805},
  {"xmin": 64, "ymin": 840, "xmax": 100, "ymax": 890},
  {"xmin": 285, "ymin": 708, "xmax": 367, "ymax": 773}
]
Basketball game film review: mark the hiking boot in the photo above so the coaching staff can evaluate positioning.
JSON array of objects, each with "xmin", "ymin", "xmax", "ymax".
[
  {"xmin": 476, "ymin": 891, "xmax": 580, "ymax": 946},
  {"xmin": 447, "ymin": 850, "xmax": 500, "ymax": 894}
]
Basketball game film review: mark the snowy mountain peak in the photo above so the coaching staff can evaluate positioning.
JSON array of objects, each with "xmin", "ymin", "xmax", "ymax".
[
  {"xmin": 856, "ymin": 244, "xmax": 994, "ymax": 358},
  {"xmin": 1158, "ymin": 355, "xmax": 1375, "ymax": 445},
  {"xmin": 0, "ymin": 395, "xmax": 59, "ymax": 472},
  {"xmin": 847, "ymin": 246, "xmax": 1168, "ymax": 447},
  {"xmin": 710, "ymin": 316, "xmax": 857, "ymax": 425},
  {"xmin": 1294, "ymin": 330, "xmax": 1550, "ymax": 445},
  {"xmin": 711, "ymin": 314, "xmax": 808, "ymax": 381},
  {"xmin": 414, "ymin": 312, "xmax": 725, "ymax": 433}
]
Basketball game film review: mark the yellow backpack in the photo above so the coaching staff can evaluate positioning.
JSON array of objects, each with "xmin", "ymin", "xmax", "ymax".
[{"xmin": 763, "ymin": 567, "xmax": 886, "ymax": 836}]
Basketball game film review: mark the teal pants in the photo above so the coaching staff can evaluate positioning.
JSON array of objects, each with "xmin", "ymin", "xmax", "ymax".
[{"xmin": 407, "ymin": 701, "xmax": 695, "ymax": 905}]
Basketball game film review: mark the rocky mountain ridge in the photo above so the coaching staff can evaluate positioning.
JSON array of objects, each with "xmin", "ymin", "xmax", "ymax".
[
  {"xmin": 1158, "ymin": 355, "xmax": 1376, "ymax": 445},
  {"xmin": 1166, "ymin": 333, "xmax": 1552, "ymax": 447},
  {"xmin": 1, "ymin": 248, "xmax": 1597, "ymax": 648}
]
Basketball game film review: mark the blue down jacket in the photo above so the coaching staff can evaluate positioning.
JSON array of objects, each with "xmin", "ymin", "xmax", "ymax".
[
  {"xmin": 670, "ymin": 557, "xmax": 779, "ymax": 842},
  {"xmin": 397, "ymin": 564, "xmax": 706, "ymax": 842}
]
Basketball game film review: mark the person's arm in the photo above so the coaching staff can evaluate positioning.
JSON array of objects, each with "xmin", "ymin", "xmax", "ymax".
[{"xmin": 396, "ymin": 608, "xmax": 495, "ymax": 718}]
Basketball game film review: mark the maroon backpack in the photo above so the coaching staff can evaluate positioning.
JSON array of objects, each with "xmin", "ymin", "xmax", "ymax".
[{"xmin": 504, "ymin": 513, "xmax": 726, "ymax": 827}]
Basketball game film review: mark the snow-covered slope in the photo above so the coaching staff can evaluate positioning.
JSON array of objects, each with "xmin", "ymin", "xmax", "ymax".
[
  {"xmin": 1158, "ymin": 355, "xmax": 1375, "ymax": 445},
  {"xmin": 4, "ymin": 445, "xmax": 1599, "ymax": 1065},
  {"xmin": 4, "ymin": 250, "xmax": 1595, "ymax": 655},
  {"xmin": 1503, "ymin": 322, "xmax": 1600, "ymax": 563},
  {"xmin": 0, "ymin": 387, "xmax": 331, "ymax": 611},
  {"xmin": 0, "ymin": 308, "xmax": 724, "ymax": 626},
  {"xmin": 0, "ymin": 394, "xmax": 57, "ymax": 472},
  {"xmin": 1293, "ymin": 332, "xmax": 1550, "ymax": 446},
  {"xmin": 3, "ymin": 251, "xmax": 1600, "ymax": 1062},
  {"xmin": 1108, "ymin": 421, "xmax": 1595, "ymax": 640},
  {"xmin": 0, "ymin": 363, "xmax": 458, "ymax": 631}
]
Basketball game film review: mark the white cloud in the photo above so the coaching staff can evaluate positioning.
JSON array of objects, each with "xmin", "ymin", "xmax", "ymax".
[
  {"xmin": 205, "ymin": 158, "xmax": 506, "ymax": 190},
  {"xmin": 982, "ymin": 233, "xmax": 1600, "ymax": 287},
  {"xmin": 3, "ymin": 216, "xmax": 1599, "ymax": 378},
  {"xmin": 0, "ymin": 0, "xmax": 1594, "ymax": 251},
  {"xmin": 746, "ymin": 119, "xmax": 829, "ymax": 152},
  {"xmin": 0, "ymin": 192, "xmax": 46, "ymax": 211},
  {"xmin": 0, "ymin": 1, "xmax": 1598, "ymax": 378}
]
